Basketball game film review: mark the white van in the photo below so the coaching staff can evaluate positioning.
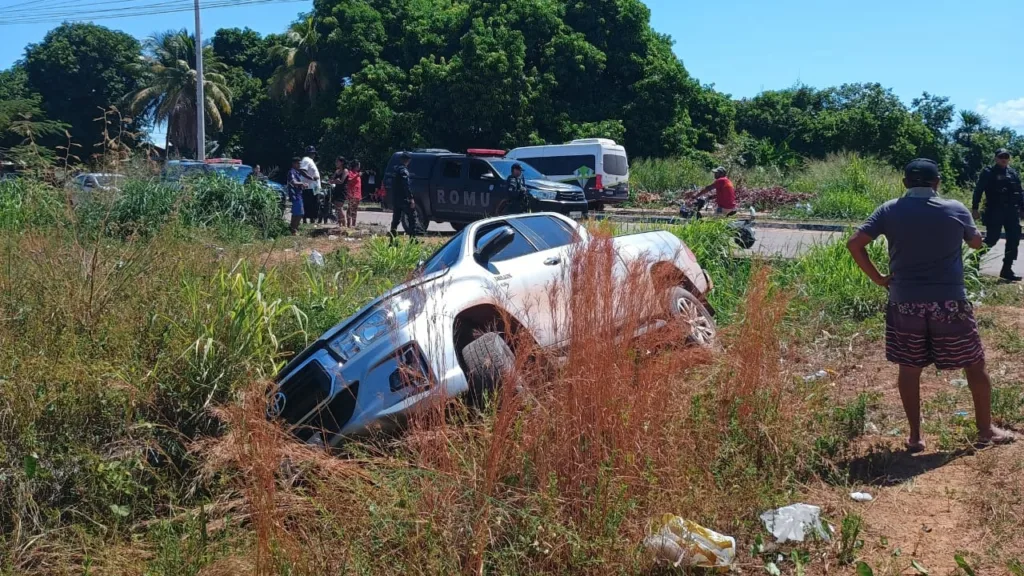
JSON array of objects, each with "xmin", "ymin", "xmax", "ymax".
[{"xmin": 506, "ymin": 138, "xmax": 630, "ymax": 209}]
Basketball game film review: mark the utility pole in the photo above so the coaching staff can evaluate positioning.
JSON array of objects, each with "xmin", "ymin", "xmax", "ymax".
[{"xmin": 193, "ymin": 0, "xmax": 206, "ymax": 161}]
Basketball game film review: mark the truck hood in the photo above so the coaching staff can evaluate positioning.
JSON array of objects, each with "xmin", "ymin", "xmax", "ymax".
[
  {"xmin": 526, "ymin": 179, "xmax": 583, "ymax": 193},
  {"xmin": 277, "ymin": 268, "xmax": 449, "ymax": 379}
]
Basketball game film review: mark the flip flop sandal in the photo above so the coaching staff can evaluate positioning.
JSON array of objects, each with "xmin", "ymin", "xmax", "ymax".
[
  {"xmin": 906, "ymin": 440, "xmax": 926, "ymax": 454},
  {"xmin": 976, "ymin": 433, "xmax": 1016, "ymax": 448}
]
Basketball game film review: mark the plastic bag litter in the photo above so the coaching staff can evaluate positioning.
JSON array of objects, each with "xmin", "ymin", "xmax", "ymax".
[
  {"xmin": 643, "ymin": 515, "xmax": 735, "ymax": 570},
  {"xmin": 759, "ymin": 503, "xmax": 830, "ymax": 543},
  {"xmin": 850, "ymin": 492, "xmax": 874, "ymax": 502},
  {"xmin": 308, "ymin": 250, "xmax": 325, "ymax": 267}
]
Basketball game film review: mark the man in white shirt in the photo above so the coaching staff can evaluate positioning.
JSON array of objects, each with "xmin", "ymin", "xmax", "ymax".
[{"xmin": 299, "ymin": 146, "xmax": 322, "ymax": 223}]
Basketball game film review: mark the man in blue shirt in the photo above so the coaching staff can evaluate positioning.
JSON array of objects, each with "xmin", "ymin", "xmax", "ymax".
[
  {"xmin": 287, "ymin": 157, "xmax": 306, "ymax": 236},
  {"xmin": 847, "ymin": 158, "xmax": 1015, "ymax": 451}
]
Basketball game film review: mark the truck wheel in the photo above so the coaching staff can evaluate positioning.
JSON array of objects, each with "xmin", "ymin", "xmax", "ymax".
[
  {"xmin": 666, "ymin": 286, "xmax": 717, "ymax": 347},
  {"xmin": 462, "ymin": 332, "xmax": 520, "ymax": 407},
  {"xmin": 450, "ymin": 222, "xmax": 467, "ymax": 232}
]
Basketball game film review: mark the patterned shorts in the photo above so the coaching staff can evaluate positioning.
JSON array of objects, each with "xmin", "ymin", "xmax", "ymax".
[{"xmin": 885, "ymin": 301, "xmax": 985, "ymax": 370}]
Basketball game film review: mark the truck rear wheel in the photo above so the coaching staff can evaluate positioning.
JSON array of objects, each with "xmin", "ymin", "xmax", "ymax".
[
  {"xmin": 462, "ymin": 332, "xmax": 520, "ymax": 407},
  {"xmin": 665, "ymin": 286, "xmax": 717, "ymax": 348}
]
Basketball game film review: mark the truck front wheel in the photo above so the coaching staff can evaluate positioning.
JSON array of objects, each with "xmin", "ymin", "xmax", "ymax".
[
  {"xmin": 462, "ymin": 332, "xmax": 521, "ymax": 408},
  {"xmin": 665, "ymin": 286, "xmax": 717, "ymax": 348}
]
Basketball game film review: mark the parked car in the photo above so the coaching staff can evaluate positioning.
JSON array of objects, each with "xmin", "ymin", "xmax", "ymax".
[
  {"xmin": 380, "ymin": 149, "xmax": 589, "ymax": 230},
  {"xmin": 505, "ymin": 138, "xmax": 630, "ymax": 211},
  {"xmin": 69, "ymin": 173, "xmax": 124, "ymax": 205},
  {"xmin": 161, "ymin": 158, "xmax": 253, "ymax": 185},
  {"xmin": 268, "ymin": 212, "xmax": 715, "ymax": 446}
]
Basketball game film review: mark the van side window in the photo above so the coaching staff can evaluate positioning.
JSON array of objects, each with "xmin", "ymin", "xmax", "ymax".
[
  {"xmin": 515, "ymin": 155, "xmax": 595, "ymax": 177},
  {"xmin": 469, "ymin": 160, "xmax": 496, "ymax": 181},
  {"xmin": 603, "ymin": 154, "xmax": 628, "ymax": 176},
  {"xmin": 441, "ymin": 159, "xmax": 463, "ymax": 179}
]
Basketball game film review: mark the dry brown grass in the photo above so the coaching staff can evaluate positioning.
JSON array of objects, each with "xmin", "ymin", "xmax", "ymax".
[{"xmin": 193, "ymin": 232, "xmax": 812, "ymax": 575}]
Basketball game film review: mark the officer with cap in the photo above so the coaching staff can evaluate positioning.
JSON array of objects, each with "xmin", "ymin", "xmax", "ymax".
[
  {"xmin": 389, "ymin": 152, "xmax": 421, "ymax": 239},
  {"xmin": 972, "ymin": 148, "xmax": 1023, "ymax": 281},
  {"xmin": 506, "ymin": 162, "xmax": 529, "ymax": 214}
]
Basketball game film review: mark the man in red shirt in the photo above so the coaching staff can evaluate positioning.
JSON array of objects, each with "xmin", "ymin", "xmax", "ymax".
[{"xmin": 696, "ymin": 167, "xmax": 737, "ymax": 216}]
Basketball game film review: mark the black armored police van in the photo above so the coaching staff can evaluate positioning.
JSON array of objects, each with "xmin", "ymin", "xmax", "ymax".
[{"xmin": 381, "ymin": 148, "xmax": 588, "ymax": 230}]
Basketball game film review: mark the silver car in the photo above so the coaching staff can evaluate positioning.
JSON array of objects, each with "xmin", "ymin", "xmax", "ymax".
[{"xmin": 270, "ymin": 212, "xmax": 716, "ymax": 446}]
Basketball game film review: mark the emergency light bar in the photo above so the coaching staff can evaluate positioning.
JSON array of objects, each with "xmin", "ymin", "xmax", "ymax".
[
  {"xmin": 466, "ymin": 148, "xmax": 506, "ymax": 157},
  {"xmin": 204, "ymin": 158, "xmax": 242, "ymax": 164}
]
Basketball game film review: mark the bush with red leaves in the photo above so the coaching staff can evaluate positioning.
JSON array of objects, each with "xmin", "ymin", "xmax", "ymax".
[{"xmin": 735, "ymin": 186, "xmax": 813, "ymax": 211}]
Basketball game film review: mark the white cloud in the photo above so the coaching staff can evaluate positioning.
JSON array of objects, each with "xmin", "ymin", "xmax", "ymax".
[{"xmin": 976, "ymin": 98, "xmax": 1024, "ymax": 131}]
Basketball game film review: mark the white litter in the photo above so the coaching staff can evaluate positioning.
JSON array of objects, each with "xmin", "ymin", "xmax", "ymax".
[
  {"xmin": 308, "ymin": 250, "xmax": 325, "ymax": 266},
  {"xmin": 643, "ymin": 515, "xmax": 735, "ymax": 570},
  {"xmin": 850, "ymin": 492, "xmax": 874, "ymax": 502},
  {"xmin": 759, "ymin": 503, "xmax": 830, "ymax": 543}
]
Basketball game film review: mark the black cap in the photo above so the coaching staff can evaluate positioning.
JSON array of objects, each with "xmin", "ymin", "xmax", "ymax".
[
  {"xmin": 305, "ymin": 145, "xmax": 317, "ymax": 155},
  {"xmin": 512, "ymin": 163, "xmax": 522, "ymax": 170},
  {"xmin": 995, "ymin": 148, "xmax": 1011, "ymax": 159},
  {"xmin": 291, "ymin": 156, "xmax": 301, "ymax": 163},
  {"xmin": 399, "ymin": 152, "xmax": 412, "ymax": 160},
  {"xmin": 903, "ymin": 158, "xmax": 941, "ymax": 182}
]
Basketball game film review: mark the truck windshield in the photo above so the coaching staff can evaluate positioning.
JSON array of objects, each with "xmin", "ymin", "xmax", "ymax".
[
  {"xmin": 420, "ymin": 230, "xmax": 466, "ymax": 275},
  {"xmin": 490, "ymin": 160, "xmax": 544, "ymax": 181}
]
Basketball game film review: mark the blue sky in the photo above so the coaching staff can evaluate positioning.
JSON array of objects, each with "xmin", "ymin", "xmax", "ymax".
[{"xmin": 3, "ymin": 0, "xmax": 1023, "ymax": 134}]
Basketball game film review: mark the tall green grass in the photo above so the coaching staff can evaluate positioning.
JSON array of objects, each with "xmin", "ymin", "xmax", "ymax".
[
  {"xmin": 0, "ymin": 178, "xmax": 65, "ymax": 230},
  {"xmin": 786, "ymin": 154, "xmax": 902, "ymax": 221}
]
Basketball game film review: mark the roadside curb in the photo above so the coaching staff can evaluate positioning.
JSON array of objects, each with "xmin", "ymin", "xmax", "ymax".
[{"xmin": 592, "ymin": 212, "xmax": 849, "ymax": 232}]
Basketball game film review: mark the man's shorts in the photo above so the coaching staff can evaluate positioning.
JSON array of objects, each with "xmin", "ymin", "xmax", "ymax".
[{"xmin": 885, "ymin": 300, "xmax": 984, "ymax": 370}]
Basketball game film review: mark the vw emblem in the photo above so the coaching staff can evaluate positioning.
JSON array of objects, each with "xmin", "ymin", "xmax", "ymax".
[{"xmin": 267, "ymin": 391, "xmax": 287, "ymax": 418}]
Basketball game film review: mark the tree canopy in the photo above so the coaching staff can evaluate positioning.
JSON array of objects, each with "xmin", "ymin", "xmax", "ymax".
[{"xmin": 0, "ymin": 3, "xmax": 1022, "ymax": 184}]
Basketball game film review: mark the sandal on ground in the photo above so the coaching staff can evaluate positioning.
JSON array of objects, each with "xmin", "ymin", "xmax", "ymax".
[
  {"xmin": 906, "ymin": 439, "xmax": 926, "ymax": 454},
  {"xmin": 976, "ymin": 428, "xmax": 1016, "ymax": 448}
]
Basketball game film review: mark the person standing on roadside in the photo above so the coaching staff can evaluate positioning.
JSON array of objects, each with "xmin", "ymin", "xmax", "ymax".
[
  {"xmin": 287, "ymin": 157, "xmax": 306, "ymax": 236},
  {"xmin": 300, "ymin": 146, "xmax": 322, "ymax": 224},
  {"xmin": 847, "ymin": 158, "xmax": 1015, "ymax": 452},
  {"xmin": 329, "ymin": 156, "xmax": 348, "ymax": 226},
  {"xmin": 972, "ymin": 148, "xmax": 1023, "ymax": 282},
  {"xmin": 389, "ymin": 152, "xmax": 421, "ymax": 239},
  {"xmin": 506, "ymin": 163, "xmax": 529, "ymax": 214},
  {"xmin": 695, "ymin": 166, "xmax": 737, "ymax": 216},
  {"xmin": 344, "ymin": 160, "xmax": 363, "ymax": 227}
]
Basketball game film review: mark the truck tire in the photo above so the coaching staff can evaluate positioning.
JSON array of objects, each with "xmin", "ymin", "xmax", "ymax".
[
  {"xmin": 462, "ymin": 332, "xmax": 519, "ymax": 407},
  {"xmin": 450, "ymin": 222, "xmax": 467, "ymax": 232},
  {"xmin": 665, "ymin": 286, "xmax": 717, "ymax": 348}
]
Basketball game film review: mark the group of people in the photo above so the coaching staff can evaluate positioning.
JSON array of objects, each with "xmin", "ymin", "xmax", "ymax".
[
  {"xmin": 285, "ymin": 146, "xmax": 365, "ymax": 235},
  {"xmin": 849, "ymin": 150, "xmax": 1022, "ymax": 451}
]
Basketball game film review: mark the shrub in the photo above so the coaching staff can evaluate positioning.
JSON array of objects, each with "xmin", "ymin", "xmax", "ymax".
[{"xmin": 787, "ymin": 154, "xmax": 902, "ymax": 220}]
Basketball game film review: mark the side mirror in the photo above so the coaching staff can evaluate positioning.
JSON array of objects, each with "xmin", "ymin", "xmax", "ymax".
[{"xmin": 474, "ymin": 226, "xmax": 516, "ymax": 264}]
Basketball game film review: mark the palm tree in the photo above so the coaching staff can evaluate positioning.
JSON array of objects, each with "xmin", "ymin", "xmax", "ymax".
[
  {"xmin": 129, "ymin": 30, "xmax": 232, "ymax": 157},
  {"xmin": 269, "ymin": 17, "xmax": 331, "ymax": 104}
]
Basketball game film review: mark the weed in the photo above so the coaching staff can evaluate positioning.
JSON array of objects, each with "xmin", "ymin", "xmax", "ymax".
[{"xmin": 839, "ymin": 513, "xmax": 864, "ymax": 564}]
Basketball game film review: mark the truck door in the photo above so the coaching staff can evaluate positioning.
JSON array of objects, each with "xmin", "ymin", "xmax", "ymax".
[
  {"xmin": 430, "ymin": 157, "xmax": 466, "ymax": 221},
  {"xmin": 473, "ymin": 220, "xmax": 564, "ymax": 349},
  {"xmin": 467, "ymin": 159, "xmax": 500, "ymax": 218}
]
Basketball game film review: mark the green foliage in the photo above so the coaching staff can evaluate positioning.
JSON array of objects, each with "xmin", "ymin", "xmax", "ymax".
[
  {"xmin": 0, "ymin": 177, "xmax": 64, "ymax": 230},
  {"xmin": 839, "ymin": 513, "xmax": 864, "ymax": 564},
  {"xmin": 23, "ymin": 23, "xmax": 144, "ymax": 155},
  {"xmin": 784, "ymin": 234, "xmax": 889, "ymax": 321},
  {"xmin": 787, "ymin": 154, "xmax": 902, "ymax": 220}
]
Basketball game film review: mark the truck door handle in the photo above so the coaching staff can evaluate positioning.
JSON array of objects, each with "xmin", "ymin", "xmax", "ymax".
[{"xmin": 544, "ymin": 257, "xmax": 562, "ymax": 266}]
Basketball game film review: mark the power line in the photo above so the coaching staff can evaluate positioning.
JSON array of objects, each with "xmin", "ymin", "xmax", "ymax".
[{"xmin": 0, "ymin": 0, "xmax": 305, "ymax": 25}]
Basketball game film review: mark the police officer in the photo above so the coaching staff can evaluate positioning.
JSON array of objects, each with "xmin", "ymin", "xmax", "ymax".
[
  {"xmin": 506, "ymin": 163, "xmax": 529, "ymax": 214},
  {"xmin": 389, "ymin": 152, "xmax": 422, "ymax": 239},
  {"xmin": 972, "ymin": 148, "xmax": 1024, "ymax": 282}
]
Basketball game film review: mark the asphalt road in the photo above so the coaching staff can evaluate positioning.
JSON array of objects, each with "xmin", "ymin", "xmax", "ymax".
[{"xmin": 348, "ymin": 211, "xmax": 1021, "ymax": 278}]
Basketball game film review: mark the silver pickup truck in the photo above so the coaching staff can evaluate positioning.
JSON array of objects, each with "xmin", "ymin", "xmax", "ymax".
[{"xmin": 269, "ymin": 213, "xmax": 715, "ymax": 446}]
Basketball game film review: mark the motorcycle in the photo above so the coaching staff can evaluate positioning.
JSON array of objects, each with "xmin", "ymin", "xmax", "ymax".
[{"xmin": 679, "ymin": 196, "xmax": 757, "ymax": 250}]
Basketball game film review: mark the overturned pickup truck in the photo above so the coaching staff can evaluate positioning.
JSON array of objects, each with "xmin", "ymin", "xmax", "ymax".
[{"xmin": 268, "ymin": 213, "xmax": 715, "ymax": 446}]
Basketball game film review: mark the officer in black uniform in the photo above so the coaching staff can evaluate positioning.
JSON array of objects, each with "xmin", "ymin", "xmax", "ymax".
[
  {"xmin": 506, "ymin": 163, "xmax": 529, "ymax": 214},
  {"xmin": 972, "ymin": 148, "xmax": 1023, "ymax": 282},
  {"xmin": 389, "ymin": 152, "xmax": 422, "ymax": 240}
]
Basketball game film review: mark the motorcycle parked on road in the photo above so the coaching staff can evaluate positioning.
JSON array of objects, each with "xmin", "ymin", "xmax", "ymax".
[{"xmin": 679, "ymin": 196, "xmax": 757, "ymax": 250}]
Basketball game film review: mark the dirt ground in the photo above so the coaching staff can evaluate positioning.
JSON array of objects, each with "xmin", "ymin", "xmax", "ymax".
[{"xmin": 798, "ymin": 305, "xmax": 1024, "ymax": 574}]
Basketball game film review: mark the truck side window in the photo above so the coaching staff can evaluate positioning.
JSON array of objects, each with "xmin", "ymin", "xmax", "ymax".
[
  {"xmin": 513, "ymin": 215, "xmax": 578, "ymax": 250},
  {"xmin": 474, "ymin": 223, "xmax": 538, "ymax": 265},
  {"xmin": 469, "ymin": 160, "xmax": 496, "ymax": 181},
  {"xmin": 441, "ymin": 159, "xmax": 462, "ymax": 179}
]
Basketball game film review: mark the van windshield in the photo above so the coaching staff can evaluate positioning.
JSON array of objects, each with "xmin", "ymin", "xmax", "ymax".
[{"xmin": 489, "ymin": 159, "xmax": 544, "ymax": 181}]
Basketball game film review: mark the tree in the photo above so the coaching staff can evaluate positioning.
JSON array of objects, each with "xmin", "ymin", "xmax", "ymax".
[
  {"xmin": 269, "ymin": 17, "xmax": 332, "ymax": 104},
  {"xmin": 23, "ymin": 23, "xmax": 144, "ymax": 159},
  {"xmin": 129, "ymin": 30, "xmax": 232, "ymax": 158}
]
